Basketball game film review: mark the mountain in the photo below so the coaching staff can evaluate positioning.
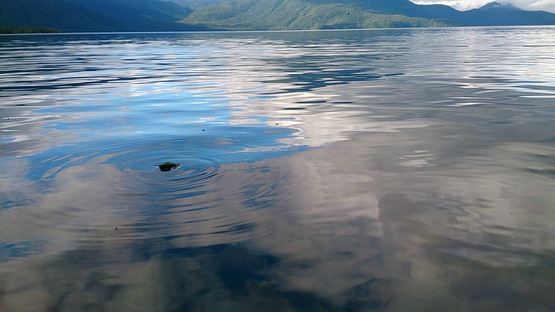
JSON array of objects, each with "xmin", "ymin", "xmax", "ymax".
[
  {"xmin": 66, "ymin": 0, "xmax": 192, "ymax": 28},
  {"xmin": 0, "ymin": 0, "xmax": 127, "ymax": 32},
  {"xmin": 180, "ymin": 0, "xmax": 447, "ymax": 30},
  {"xmin": 2, "ymin": 0, "xmax": 555, "ymax": 32},
  {"xmin": 455, "ymin": 2, "xmax": 555, "ymax": 26},
  {"xmin": 170, "ymin": 0, "xmax": 228, "ymax": 8},
  {"xmin": 181, "ymin": 0, "xmax": 555, "ymax": 30},
  {"xmin": 0, "ymin": 0, "xmax": 209, "ymax": 32}
]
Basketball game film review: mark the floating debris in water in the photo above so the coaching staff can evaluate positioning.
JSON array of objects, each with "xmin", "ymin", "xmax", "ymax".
[{"xmin": 156, "ymin": 162, "xmax": 180, "ymax": 172}]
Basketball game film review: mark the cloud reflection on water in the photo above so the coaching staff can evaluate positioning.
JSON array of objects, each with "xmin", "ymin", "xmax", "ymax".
[{"xmin": 1, "ymin": 28, "xmax": 555, "ymax": 311}]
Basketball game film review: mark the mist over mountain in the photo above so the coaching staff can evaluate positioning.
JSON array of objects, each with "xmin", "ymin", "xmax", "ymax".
[
  {"xmin": 457, "ymin": 2, "xmax": 555, "ymax": 25},
  {"xmin": 1, "ymin": 0, "xmax": 555, "ymax": 32}
]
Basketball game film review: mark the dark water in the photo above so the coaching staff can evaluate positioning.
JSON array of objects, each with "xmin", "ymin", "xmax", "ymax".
[{"xmin": 1, "ymin": 27, "xmax": 555, "ymax": 311}]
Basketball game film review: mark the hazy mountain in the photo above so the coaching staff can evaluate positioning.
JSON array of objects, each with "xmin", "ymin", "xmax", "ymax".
[
  {"xmin": 0, "ymin": 0, "xmax": 127, "ymax": 32},
  {"xmin": 0, "ymin": 0, "xmax": 209, "ymax": 32},
  {"xmin": 1, "ymin": 0, "xmax": 555, "ymax": 32},
  {"xmin": 455, "ymin": 2, "xmax": 555, "ymax": 26},
  {"xmin": 66, "ymin": 0, "xmax": 192, "ymax": 24}
]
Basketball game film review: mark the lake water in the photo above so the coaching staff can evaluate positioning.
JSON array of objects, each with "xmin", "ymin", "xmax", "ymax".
[{"xmin": 1, "ymin": 27, "xmax": 555, "ymax": 311}]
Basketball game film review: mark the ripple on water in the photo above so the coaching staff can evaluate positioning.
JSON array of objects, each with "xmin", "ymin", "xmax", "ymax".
[{"xmin": 1, "ymin": 132, "xmax": 291, "ymax": 245}]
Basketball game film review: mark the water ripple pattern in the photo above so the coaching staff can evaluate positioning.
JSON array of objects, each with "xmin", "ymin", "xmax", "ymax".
[{"xmin": 1, "ymin": 28, "xmax": 555, "ymax": 311}]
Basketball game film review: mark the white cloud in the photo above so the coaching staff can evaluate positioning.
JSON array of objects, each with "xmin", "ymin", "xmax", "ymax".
[{"xmin": 411, "ymin": 0, "xmax": 555, "ymax": 13}]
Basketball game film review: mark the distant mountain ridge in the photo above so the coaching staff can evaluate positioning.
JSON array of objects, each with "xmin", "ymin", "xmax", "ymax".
[
  {"xmin": 457, "ymin": 2, "xmax": 555, "ymax": 26},
  {"xmin": 181, "ymin": 0, "xmax": 555, "ymax": 29},
  {"xmin": 0, "ymin": 0, "xmax": 208, "ymax": 32},
  {"xmin": 180, "ymin": 0, "xmax": 449, "ymax": 30},
  {"xmin": 1, "ymin": 0, "xmax": 555, "ymax": 32},
  {"xmin": 179, "ymin": 0, "xmax": 447, "ymax": 30}
]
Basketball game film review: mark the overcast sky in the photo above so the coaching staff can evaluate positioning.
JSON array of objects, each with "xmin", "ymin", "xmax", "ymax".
[{"xmin": 411, "ymin": 0, "xmax": 555, "ymax": 13}]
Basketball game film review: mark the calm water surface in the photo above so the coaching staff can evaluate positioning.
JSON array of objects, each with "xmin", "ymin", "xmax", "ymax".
[{"xmin": 1, "ymin": 27, "xmax": 555, "ymax": 311}]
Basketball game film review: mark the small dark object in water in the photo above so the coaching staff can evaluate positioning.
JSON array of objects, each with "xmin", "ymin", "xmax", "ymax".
[{"xmin": 156, "ymin": 162, "xmax": 180, "ymax": 172}]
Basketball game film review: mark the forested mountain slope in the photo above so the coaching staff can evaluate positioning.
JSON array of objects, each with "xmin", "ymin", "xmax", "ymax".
[
  {"xmin": 2, "ymin": 0, "xmax": 555, "ymax": 32},
  {"xmin": 181, "ymin": 0, "xmax": 555, "ymax": 30},
  {"xmin": 181, "ymin": 0, "xmax": 447, "ymax": 30}
]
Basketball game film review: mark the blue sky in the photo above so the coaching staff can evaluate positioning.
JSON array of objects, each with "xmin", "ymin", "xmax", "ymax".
[{"xmin": 411, "ymin": 0, "xmax": 555, "ymax": 13}]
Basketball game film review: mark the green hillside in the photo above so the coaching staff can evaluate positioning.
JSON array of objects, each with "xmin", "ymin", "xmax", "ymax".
[
  {"xmin": 2, "ymin": 0, "xmax": 554, "ymax": 32},
  {"xmin": 181, "ymin": 0, "xmax": 447, "ymax": 30}
]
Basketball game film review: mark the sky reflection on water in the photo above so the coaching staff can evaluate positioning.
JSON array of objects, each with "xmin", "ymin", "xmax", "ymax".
[{"xmin": 1, "ymin": 27, "xmax": 555, "ymax": 311}]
